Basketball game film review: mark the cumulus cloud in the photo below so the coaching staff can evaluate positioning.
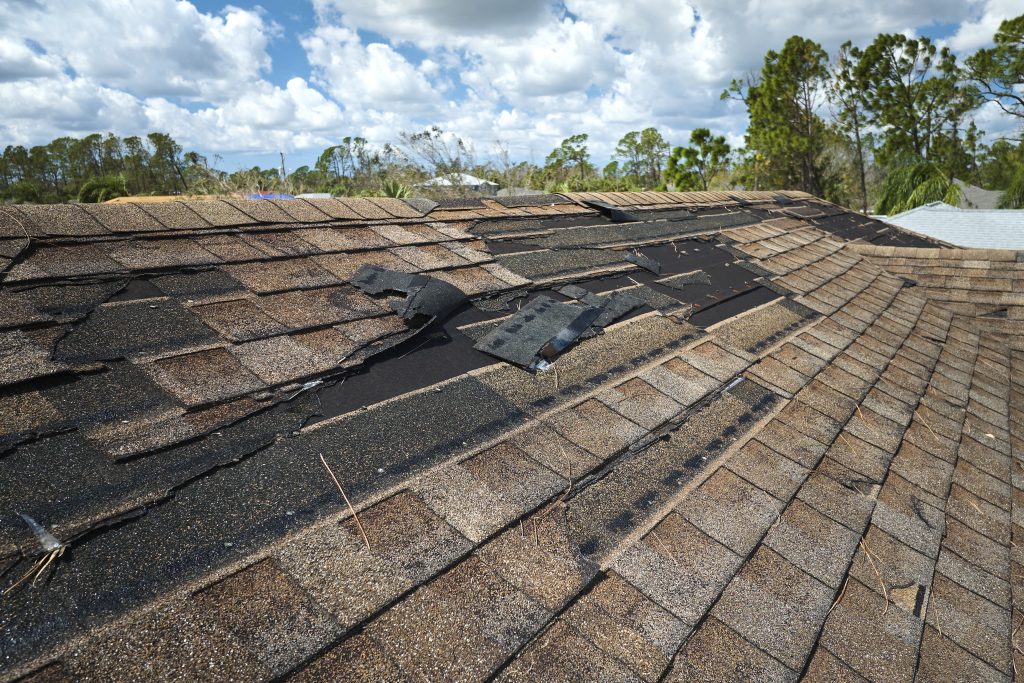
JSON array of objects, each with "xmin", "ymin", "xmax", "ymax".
[
  {"xmin": 948, "ymin": 0, "xmax": 1020, "ymax": 52},
  {"xmin": 0, "ymin": 0, "xmax": 345, "ymax": 154},
  {"xmin": 0, "ymin": 0, "xmax": 1019, "ymax": 164}
]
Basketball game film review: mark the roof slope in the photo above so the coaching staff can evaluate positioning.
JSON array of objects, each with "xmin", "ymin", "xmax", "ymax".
[
  {"xmin": 0, "ymin": 191, "xmax": 1020, "ymax": 682},
  {"xmin": 881, "ymin": 201, "xmax": 1024, "ymax": 249}
]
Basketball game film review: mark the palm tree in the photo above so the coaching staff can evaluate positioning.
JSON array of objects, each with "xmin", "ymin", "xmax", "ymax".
[{"xmin": 874, "ymin": 162, "xmax": 961, "ymax": 214}]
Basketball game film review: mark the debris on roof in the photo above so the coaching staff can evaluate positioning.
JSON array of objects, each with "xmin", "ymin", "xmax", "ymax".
[{"xmin": 1, "ymin": 190, "xmax": 1020, "ymax": 683}]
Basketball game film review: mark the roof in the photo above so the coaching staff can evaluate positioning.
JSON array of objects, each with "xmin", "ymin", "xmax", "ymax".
[
  {"xmin": 0, "ymin": 190, "xmax": 1021, "ymax": 682},
  {"xmin": 881, "ymin": 201, "xmax": 1024, "ymax": 249},
  {"xmin": 954, "ymin": 179, "xmax": 1004, "ymax": 210},
  {"xmin": 420, "ymin": 173, "xmax": 499, "ymax": 187}
]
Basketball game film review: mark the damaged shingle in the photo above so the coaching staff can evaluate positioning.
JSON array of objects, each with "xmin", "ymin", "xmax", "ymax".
[
  {"xmin": 351, "ymin": 265, "xmax": 467, "ymax": 323},
  {"xmin": 625, "ymin": 250, "xmax": 662, "ymax": 274},
  {"xmin": 658, "ymin": 269, "xmax": 713, "ymax": 291},
  {"xmin": 475, "ymin": 296, "xmax": 601, "ymax": 367},
  {"xmin": 474, "ymin": 287, "xmax": 644, "ymax": 368}
]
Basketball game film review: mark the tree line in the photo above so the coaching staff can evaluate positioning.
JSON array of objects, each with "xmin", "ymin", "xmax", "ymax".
[{"xmin": 2, "ymin": 14, "xmax": 1022, "ymax": 210}]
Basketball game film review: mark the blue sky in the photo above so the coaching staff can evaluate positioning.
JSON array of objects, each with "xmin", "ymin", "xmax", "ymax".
[{"xmin": 0, "ymin": 0, "xmax": 1019, "ymax": 174}]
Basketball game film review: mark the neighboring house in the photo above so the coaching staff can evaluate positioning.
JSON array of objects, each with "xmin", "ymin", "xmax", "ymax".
[
  {"xmin": 418, "ymin": 172, "xmax": 500, "ymax": 195},
  {"xmin": 2, "ymin": 191, "xmax": 1021, "ymax": 682},
  {"xmin": 879, "ymin": 201, "xmax": 1024, "ymax": 249},
  {"xmin": 954, "ymin": 178, "xmax": 1003, "ymax": 209}
]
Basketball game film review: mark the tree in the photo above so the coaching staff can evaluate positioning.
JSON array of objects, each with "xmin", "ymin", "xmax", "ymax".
[
  {"xmin": 544, "ymin": 134, "xmax": 593, "ymax": 187},
  {"xmin": 664, "ymin": 128, "xmax": 731, "ymax": 190},
  {"xmin": 873, "ymin": 161, "xmax": 961, "ymax": 214},
  {"xmin": 828, "ymin": 42, "xmax": 871, "ymax": 212},
  {"xmin": 613, "ymin": 128, "xmax": 669, "ymax": 188},
  {"xmin": 965, "ymin": 14, "xmax": 1024, "ymax": 125},
  {"xmin": 77, "ymin": 175, "xmax": 127, "ymax": 203},
  {"xmin": 724, "ymin": 35, "xmax": 831, "ymax": 195},
  {"xmin": 853, "ymin": 34, "xmax": 974, "ymax": 168}
]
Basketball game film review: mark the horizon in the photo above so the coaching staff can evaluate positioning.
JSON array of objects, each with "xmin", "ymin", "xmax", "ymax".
[{"xmin": 1, "ymin": 0, "xmax": 1020, "ymax": 173}]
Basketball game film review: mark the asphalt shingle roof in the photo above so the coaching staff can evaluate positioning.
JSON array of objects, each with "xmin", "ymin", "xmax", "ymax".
[
  {"xmin": 0, "ymin": 191, "xmax": 1021, "ymax": 682},
  {"xmin": 881, "ymin": 201, "xmax": 1024, "ymax": 250}
]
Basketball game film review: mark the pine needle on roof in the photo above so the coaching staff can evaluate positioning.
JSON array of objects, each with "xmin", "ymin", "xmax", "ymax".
[{"xmin": 320, "ymin": 453, "xmax": 371, "ymax": 551}]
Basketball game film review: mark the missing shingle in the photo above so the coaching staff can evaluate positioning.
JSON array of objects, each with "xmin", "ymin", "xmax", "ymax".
[
  {"xmin": 580, "ymin": 199, "xmax": 639, "ymax": 223},
  {"xmin": 105, "ymin": 278, "xmax": 164, "ymax": 303},
  {"xmin": 888, "ymin": 582, "xmax": 927, "ymax": 616}
]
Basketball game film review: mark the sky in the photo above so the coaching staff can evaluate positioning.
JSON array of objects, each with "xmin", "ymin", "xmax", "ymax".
[{"xmin": 0, "ymin": 0, "xmax": 1020, "ymax": 173}]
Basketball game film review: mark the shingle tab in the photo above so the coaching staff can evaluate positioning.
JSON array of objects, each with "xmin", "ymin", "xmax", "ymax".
[{"xmin": 4, "ymin": 191, "xmax": 1023, "ymax": 682}]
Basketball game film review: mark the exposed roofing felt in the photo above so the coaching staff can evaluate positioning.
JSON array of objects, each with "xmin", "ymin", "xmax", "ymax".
[
  {"xmin": 880, "ymin": 201, "xmax": 1024, "ymax": 249},
  {"xmin": 0, "ymin": 191, "xmax": 1021, "ymax": 682}
]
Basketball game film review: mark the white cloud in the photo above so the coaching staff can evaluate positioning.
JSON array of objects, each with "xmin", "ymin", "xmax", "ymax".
[
  {"xmin": 0, "ymin": 0, "xmax": 346, "ymax": 154},
  {"xmin": 0, "ymin": 37, "xmax": 63, "ymax": 82},
  {"xmin": 948, "ymin": 0, "xmax": 1020, "ymax": 52},
  {"xmin": 302, "ymin": 25, "xmax": 440, "ymax": 112},
  {"xmin": 0, "ymin": 0, "xmax": 1020, "ymax": 165},
  {"xmin": 312, "ymin": 0, "xmax": 553, "ymax": 45}
]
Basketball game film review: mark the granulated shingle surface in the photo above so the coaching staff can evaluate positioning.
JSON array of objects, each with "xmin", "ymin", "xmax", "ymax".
[{"xmin": 3, "ymin": 190, "xmax": 1023, "ymax": 683}]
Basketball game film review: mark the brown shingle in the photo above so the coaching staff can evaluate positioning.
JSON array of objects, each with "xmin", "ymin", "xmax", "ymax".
[
  {"xmin": 275, "ymin": 492, "xmax": 472, "ymax": 628},
  {"xmin": 295, "ymin": 226, "xmax": 394, "ymax": 251},
  {"xmin": 546, "ymin": 399, "xmax": 646, "ymax": 459},
  {"xmin": 365, "ymin": 557, "xmax": 550, "ymax": 682},
  {"xmin": 712, "ymin": 546, "xmax": 833, "ymax": 670},
  {"xmin": 614, "ymin": 513, "xmax": 743, "ymax": 624},
  {"xmin": 415, "ymin": 442, "xmax": 565, "ymax": 542},
  {"xmin": 190, "ymin": 298, "xmax": 288, "ymax": 342},
  {"xmin": 677, "ymin": 467, "xmax": 782, "ymax": 555},
  {"xmin": 763, "ymin": 499, "xmax": 860, "ymax": 588},
  {"xmin": 231, "ymin": 335, "xmax": 325, "ymax": 384},
  {"xmin": 595, "ymin": 377, "xmax": 682, "ymax": 430},
  {"xmin": 820, "ymin": 578, "xmax": 924, "ymax": 682},
  {"xmin": 104, "ymin": 238, "xmax": 220, "ymax": 270},
  {"xmin": 667, "ymin": 616, "xmax": 797, "ymax": 682},
  {"xmin": 147, "ymin": 347, "xmax": 265, "ymax": 406},
  {"xmin": 222, "ymin": 258, "xmax": 341, "ymax": 293},
  {"xmin": 193, "ymin": 559, "xmax": 338, "ymax": 674},
  {"xmin": 16, "ymin": 204, "xmax": 108, "ymax": 236}
]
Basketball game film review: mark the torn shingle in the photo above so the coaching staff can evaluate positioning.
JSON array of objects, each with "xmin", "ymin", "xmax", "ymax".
[
  {"xmin": 474, "ymin": 295, "xmax": 602, "ymax": 368},
  {"xmin": 350, "ymin": 265, "xmax": 467, "ymax": 322}
]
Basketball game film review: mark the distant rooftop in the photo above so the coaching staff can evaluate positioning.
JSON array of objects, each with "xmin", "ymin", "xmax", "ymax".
[{"xmin": 879, "ymin": 201, "xmax": 1024, "ymax": 249}]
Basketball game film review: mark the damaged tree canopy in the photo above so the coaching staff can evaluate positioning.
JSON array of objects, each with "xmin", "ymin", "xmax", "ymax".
[
  {"xmin": 351, "ymin": 265, "xmax": 467, "ymax": 324},
  {"xmin": 475, "ymin": 289, "xmax": 643, "ymax": 369}
]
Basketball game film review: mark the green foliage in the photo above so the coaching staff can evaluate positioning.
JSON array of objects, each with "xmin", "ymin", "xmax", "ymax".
[
  {"xmin": 965, "ymin": 14, "xmax": 1024, "ymax": 121},
  {"xmin": 828, "ymin": 42, "xmax": 871, "ymax": 212},
  {"xmin": 1, "ymin": 132, "xmax": 186, "ymax": 202},
  {"xmin": 77, "ymin": 175, "xmax": 127, "ymax": 203},
  {"xmin": 977, "ymin": 139, "xmax": 1024, "ymax": 190},
  {"xmin": 544, "ymin": 134, "xmax": 592, "ymax": 187},
  {"xmin": 853, "ymin": 34, "xmax": 974, "ymax": 169},
  {"xmin": 998, "ymin": 171, "xmax": 1024, "ymax": 208},
  {"xmin": 613, "ymin": 128, "xmax": 669, "ymax": 188},
  {"xmin": 725, "ymin": 35, "xmax": 830, "ymax": 195},
  {"xmin": 664, "ymin": 128, "xmax": 730, "ymax": 191},
  {"xmin": 379, "ymin": 179, "xmax": 411, "ymax": 198},
  {"xmin": 874, "ymin": 162, "xmax": 961, "ymax": 214}
]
